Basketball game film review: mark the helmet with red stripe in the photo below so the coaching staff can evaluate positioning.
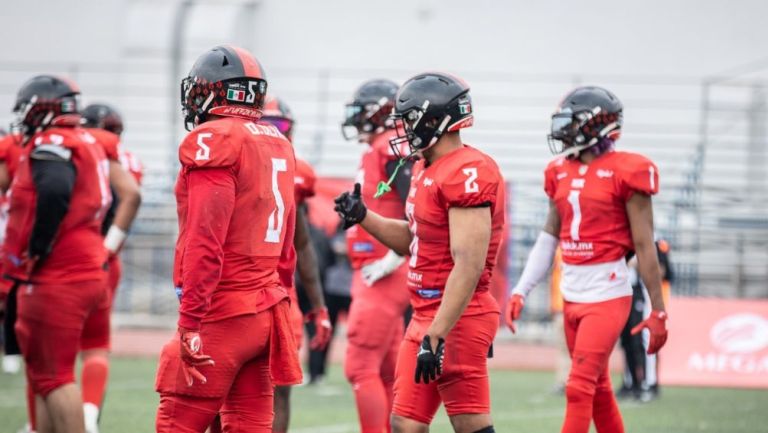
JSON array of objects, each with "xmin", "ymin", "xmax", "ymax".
[
  {"xmin": 12, "ymin": 75, "xmax": 81, "ymax": 142},
  {"xmin": 181, "ymin": 45, "xmax": 267, "ymax": 130},
  {"xmin": 261, "ymin": 95, "xmax": 294, "ymax": 141},
  {"xmin": 82, "ymin": 103, "xmax": 124, "ymax": 136},
  {"xmin": 389, "ymin": 72, "xmax": 473, "ymax": 157}
]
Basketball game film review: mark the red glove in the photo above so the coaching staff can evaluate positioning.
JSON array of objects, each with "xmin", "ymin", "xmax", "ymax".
[
  {"xmin": 505, "ymin": 294, "xmax": 525, "ymax": 334},
  {"xmin": 179, "ymin": 328, "xmax": 215, "ymax": 386},
  {"xmin": 631, "ymin": 310, "xmax": 668, "ymax": 354},
  {"xmin": 306, "ymin": 307, "xmax": 332, "ymax": 350}
]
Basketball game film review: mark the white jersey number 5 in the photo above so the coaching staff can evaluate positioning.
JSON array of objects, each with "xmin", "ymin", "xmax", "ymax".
[{"xmin": 265, "ymin": 158, "xmax": 287, "ymax": 243}]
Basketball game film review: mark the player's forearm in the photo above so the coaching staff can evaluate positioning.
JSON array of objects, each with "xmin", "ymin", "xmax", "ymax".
[
  {"xmin": 359, "ymin": 211, "xmax": 412, "ymax": 255},
  {"xmin": 428, "ymin": 256, "xmax": 484, "ymax": 338},
  {"xmin": 636, "ymin": 242, "xmax": 666, "ymax": 312},
  {"xmin": 294, "ymin": 209, "xmax": 325, "ymax": 309},
  {"xmin": 109, "ymin": 161, "xmax": 142, "ymax": 231}
]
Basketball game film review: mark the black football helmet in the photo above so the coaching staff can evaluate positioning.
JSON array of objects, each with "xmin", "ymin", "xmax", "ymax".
[
  {"xmin": 181, "ymin": 45, "xmax": 267, "ymax": 130},
  {"xmin": 82, "ymin": 103, "xmax": 124, "ymax": 136},
  {"xmin": 548, "ymin": 86, "xmax": 623, "ymax": 159},
  {"xmin": 11, "ymin": 75, "xmax": 81, "ymax": 141},
  {"xmin": 342, "ymin": 79, "xmax": 398, "ymax": 141},
  {"xmin": 261, "ymin": 95, "xmax": 294, "ymax": 141},
  {"xmin": 389, "ymin": 72, "xmax": 473, "ymax": 158}
]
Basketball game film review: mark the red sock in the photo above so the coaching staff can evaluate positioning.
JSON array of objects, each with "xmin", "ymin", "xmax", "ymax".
[
  {"xmin": 81, "ymin": 355, "xmax": 110, "ymax": 407},
  {"xmin": 27, "ymin": 384, "xmax": 36, "ymax": 431}
]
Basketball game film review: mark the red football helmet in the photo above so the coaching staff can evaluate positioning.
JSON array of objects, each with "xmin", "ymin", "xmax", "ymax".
[
  {"xmin": 181, "ymin": 45, "xmax": 267, "ymax": 130},
  {"xmin": 261, "ymin": 95, "xmax": 294, "ymax": 141}
]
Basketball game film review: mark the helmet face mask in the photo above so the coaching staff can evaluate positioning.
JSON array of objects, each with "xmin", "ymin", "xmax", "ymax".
[{"xmin": 260, "ymin": 95, "xmax": 295, "ymax": 141}]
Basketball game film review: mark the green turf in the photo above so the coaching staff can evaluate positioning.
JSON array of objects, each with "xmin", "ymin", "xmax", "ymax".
[{"xmin": 1, "ymin": 356, "xmax": 766, "ymax": 432}]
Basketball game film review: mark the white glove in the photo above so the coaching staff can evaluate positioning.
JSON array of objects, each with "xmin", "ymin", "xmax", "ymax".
[{"xmin": 361, "ymin": 250, "xmax": 405, "ymax": 287}]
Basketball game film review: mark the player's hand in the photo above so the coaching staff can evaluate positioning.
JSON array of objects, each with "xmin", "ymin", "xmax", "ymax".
[
  {"xmin": 415, "ymin": 335, "xmax": 445, "ymax": 384},
  {"xmin": 361, "ymin": 250, "xmax": 405, "ymax": 286},
  {"xmin": 631, "ymin": 310, "xmax": 668, "ymax": 354},
  {"xmin": 505, "ymin": 294, "xmax": 525, "ymax": 334},
  {"xmin": 178, "ymin": 328, "xmax": 215, "ymax": 386},
  {"xmin": 306, "ymin": 307, "xmax": 332, "ymax": 350},
  {"xmin": 334, "ymin": 183, "xmax": 367, "ymax": 230}
]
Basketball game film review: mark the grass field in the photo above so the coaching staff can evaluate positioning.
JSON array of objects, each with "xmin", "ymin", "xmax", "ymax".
[{"xmin": 1, "ymin": 356, "xmax": 766, "ymax": 433}]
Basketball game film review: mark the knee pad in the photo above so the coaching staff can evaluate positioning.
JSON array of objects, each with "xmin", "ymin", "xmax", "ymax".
[
  {"xmin": 344, "ymin": 349, "xmax": 380, "ymax": 384},
  {"xmin": 473, "ymin": 426, "xmax": 495, "ymax": 433}
]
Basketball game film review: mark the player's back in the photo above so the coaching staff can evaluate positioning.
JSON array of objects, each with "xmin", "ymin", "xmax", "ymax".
[
  {"xmin": 4, "ymin": 127, "xmax": 111, "ymax": 283},
  {"xmin": 406, "ymin": 145, "xmax": 505, "ymax": 315},
  {"xmin": 174, "ymin": 117, "xmax": 296, "ymax": 320}
]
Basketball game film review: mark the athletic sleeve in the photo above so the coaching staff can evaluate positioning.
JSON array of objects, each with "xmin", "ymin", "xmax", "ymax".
[
  {"xmin": 29, "ymin": 150, "xmax": 76, "ymax": 259},
  {"xmin": 618, "ymin": 154, "xmax": 659, "ymax": 200},
  {"xmin": 179, "ymin": 123, "xmax": 241, "ymax": 169},
  {"xmin": 543, "ymin": 158, "xmax": 562, "ymax": 199},
  {"xmin": 177, "ymin": 167, "xmax": 237, "ymax": 330},
  {"xmin": 440, "ymin": 159, "xmax": 500, "ymax": 209}
]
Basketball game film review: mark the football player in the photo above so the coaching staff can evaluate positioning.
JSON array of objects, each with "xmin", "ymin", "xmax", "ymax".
[
  {"xmin": 260, "ymin": 95, "xmax": 332, "ymax": 433},
  {"xmin": 506, "ymin": 86, "xmax": 668, "ymax": 433},
  {"xmin": 1, "ymin": 75, "xmax": 113, "ymax": 433},
  {"xmin": 335, "ymin": 72, "xmax": 504, "ymax": 433},
  {"xmin": 340, "ymin": 79, "xmax": 412, "ymax": 433},
  {"xmin": 79, "ymin": 103, "xmax": 142, "ymax": 433},
  {"xmin": 154, "ymin": 45, "xmax": 302, "ymax": 432}
]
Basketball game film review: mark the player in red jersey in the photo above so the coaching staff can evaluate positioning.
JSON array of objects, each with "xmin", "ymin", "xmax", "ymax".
[
  {"xmin": 506, "ymin": 87, "xmax": 668, "ymax": 433},
  {"xmin": 260, "ymin": 95, "xmax": 331, "ymax": 433},
  {"xmin": 0, "ymin": 75, "xmax": 112, "ymax": 433},
  {"xmin": 79, "ymin": 103, "xmax": 142, "ymax": 433},
  {"xmin": 154, "ymin": 45, "xmax": 302, "ymax": 433},
  {"xmin": 339, "ymin": 79, "xmax": 413, "ymax": 433},
  {"xmin": 336, "ymin": 72, "xmax": 504, "ymax": 433}
]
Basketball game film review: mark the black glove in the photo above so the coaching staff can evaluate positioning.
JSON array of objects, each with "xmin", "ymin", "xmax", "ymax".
[
  {"xmin": 334, "ymin": 183, "xmax": 367, "ymax": 230},
  {"xmin": 415, "ymin": 335, "xmax": 445, "ymax": 384}
]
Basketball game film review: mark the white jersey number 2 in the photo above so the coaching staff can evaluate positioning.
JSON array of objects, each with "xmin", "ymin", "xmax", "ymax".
[{"xmin": 265, "ymin": 158, "xmax": 287, "ymax": 243}]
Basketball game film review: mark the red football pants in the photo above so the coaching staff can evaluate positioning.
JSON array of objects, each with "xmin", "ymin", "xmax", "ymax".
[
  {"xmin": 562, "ymin": 296, "xmax": 631, "ymax": 433},
  {"xmin": 15, "ymin": 280, "xmax": 109, "ymax": 397},
  {"xmin": 392, "ymin": 310, "xmax": 498, "ymax": 425},
  {"xmin": 155, "ymin": 309, "xmax": 276, "ymax": 433},
  {"xmin": 344, "ymin": 266, "xmax": 409, "ymax": 433}
]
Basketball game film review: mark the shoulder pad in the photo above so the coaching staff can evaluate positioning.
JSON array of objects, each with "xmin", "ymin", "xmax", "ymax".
[
  {"xmin": 440, "ymin": 152, "xmax": 502, "ymax": 208},
  {"xmin": 179, "ymin": 120, "xmax": 241, "ymax": 169}
]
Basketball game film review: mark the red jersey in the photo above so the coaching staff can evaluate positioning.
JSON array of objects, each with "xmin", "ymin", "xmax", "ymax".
[
  {"xmin": 277, "ymin": 157, "xmax": 317, "ymax": 291},
  {"xmin": 119, "ymin": 149, "xmax": 144, "ymax": 185},
  {"xmin": 544, "ymin": 150, "xmax": 659, "ymax": 266},
  {"xmin": 3, "ymin": 127, "xmax": 111, "ymax": 283},
  {"xmin": 174, "ymin": 118, "xmax": 296, "ymax": 330},
  {"xmin": 0, "ymin": 134, "xmax": 23, "ymax": 183},
  {"xmin": 346, "ymin": 131, "xmax": 407, "ymax": 269},
  {"xmin": 405, "ymin": 145, "xmax": 505, "ymax": 316},
  {"xmin": 84, "ymin": 128, "xmax": 120, "ymax": 162}
]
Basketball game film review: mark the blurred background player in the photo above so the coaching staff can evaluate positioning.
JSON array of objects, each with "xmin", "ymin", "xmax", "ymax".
[
  {"xmin": 336, "ymin": 72, "xmax": 504, "ymax": 433},
  {"xmin": 340, "ymin": 79, "xmax": 412, "ymax": 433},
  {"xmin": 506, "ymin": 86, "xmax": 669, "ymax": 433},
  {"xmin": 154, "ymin": 45, "xmax": 302, "ymax": 432},
  {"xmin": 617, "ymin": 237, "xmax": 673, "ymax": 402},
  {"xmin": 0, "ymin": 127, "xmax": 22, "ymax": 375},
  {"xmin": 260, "ymin": 95, "xmax": 332, "ymax": 433},
  {"xmin": 2, "ymin": 75, "xmax": 113, "ymax": 433},
  {"xmin": 79, "ymin": 102, "xmax": 142, "ymax": 433}
]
